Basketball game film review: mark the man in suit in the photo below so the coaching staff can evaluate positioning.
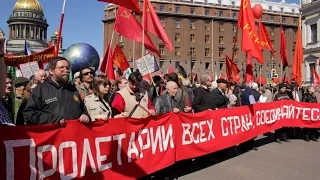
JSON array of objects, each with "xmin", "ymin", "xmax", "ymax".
[{"xmin": 211, "ymin": 78, "xmax": 229, "ymax": 109}]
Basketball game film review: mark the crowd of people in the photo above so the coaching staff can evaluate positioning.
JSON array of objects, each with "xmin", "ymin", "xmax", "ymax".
[{"xmin": 1, "ymin": 32, "xmax": 320, "ymax": 147}]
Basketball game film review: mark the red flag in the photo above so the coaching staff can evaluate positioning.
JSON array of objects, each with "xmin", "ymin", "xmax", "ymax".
[
  {"xmin": 143, "ymin": 0, "xmax": 173, "ymax": 51},
  {"xmin": 167, "ymin": 66, "xmax": 175, "ymax": 74},
  {"xmin": 312, "ymin": 66, "xmax": 319, "ymax": 87},
  {"xmin": 225, "ymin": 55, "xmax": 240, "ymax": 82},
  {"xmin": 111, "ymin": 45, "xmax": 130, "ymax": 72},
  {"xmin": 238, "ymin": 0, "xmax": 263, "ymax": 64},
  {"xmin": 258, "ymin": 20, "xmax": 274, "ymax": 54},
  {"xmin": 280, "ymin": 24, "xmax": 289, "ymax": 68},
  {"xmin": 47, "ymin": 41, "xmax": 52, "ymax": 47},
  {"xmin": 97, "ymin": 0, "xmax": 140, "ymax": 14},
  {"xmin": 245, "ymin": 54, "xmax": 254, "ymax": 83},
  {"xmin": 99, "ymin": 42, "xmax": 111, "ymax": 73},
  {"xmin": 291, "ymin": 21, "xmax": 303, "ymax": 86},
  {"xmin": 107, "ymin": 50, "xmax": 115, "ymax": 80},
  {"xmin": 143, "ymin": 74, "xmax": 152, "ymax": 83},
  {"xmin": 114, "ymin": 7, "xmax": 160, "ymax": 56}
]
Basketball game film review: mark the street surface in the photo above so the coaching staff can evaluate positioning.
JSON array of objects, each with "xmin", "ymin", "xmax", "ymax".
[{"xmin": 145, "ymin": 133, "xmax": 320, "ymax": 180}]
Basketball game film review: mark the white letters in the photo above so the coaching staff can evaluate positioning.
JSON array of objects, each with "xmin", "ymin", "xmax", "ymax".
[
  {"xmin": 95, "ymin": 137, "xmax": 112, "ymax": 172},
  {"xmin": 59, "ymin": 141, "xmax": 78, "ymax": 179},
  {"xmin": 37, "ymin": 145, "xmax": 57, "ymax": 180},
  {"xmin": 138, "ymin": 129, "xmax": 151, "ymax": 158},
  {"xmin": 80, "ymin": 139, "xmax": 97, "ymax": 177},
  {"xmin": 113, "ymin": 134, "xmax": 126, "ymax": 165}
]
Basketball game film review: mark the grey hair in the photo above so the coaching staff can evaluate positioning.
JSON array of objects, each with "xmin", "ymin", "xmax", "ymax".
[
  {"xmin": 166, "ymin": 81, "xmax": 177, "ymax": 90},
  {"xmin": 200, "ymin": 74, "xmax": 211, "ymax": 85}
]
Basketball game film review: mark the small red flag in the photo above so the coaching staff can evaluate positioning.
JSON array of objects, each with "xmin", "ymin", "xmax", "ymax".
[
  {"xmin": 313, "ymin": 66, "xmax": 319, "ymax": 87},
  {"xmin": 99, "ymin": 42, "xmax": 111, "ymax": 73},
  {"xmin": 143, "ymin": 0, "xmax": 173, "ymax": 51},
  {"xmin": 245, "ymin": 54, "xmax": 254, "ymax": 83},
  {"xmin": 111, "ymin": 45, "xmax": 130, "ymax": 72},
  {"xmin": 280, "ymin": 24, "xmax": 289, "ymax": 68},
  {"xmin": 97, "ymin": 0, "xmax": 140, "ymax": 14},
  {"xmin": 167, "ymin": 66, "xmax": 175, "ymax": 74},
  {"xmin": 291, "ymin": 20, "xmax": 303, "ymax": 86},
  {"xmin": 238, "ymin": 0, "xmax": 263, "ymax": 64},
  {"xmin": 258, "ymin": 20, "xmax": 274, "ymax": 54},
  {"xmin": 225, "ymin": 55, "xmax": 240, "ymax": 82},
  {"xmin": 114, "ymin": 7, "xmax": 160, "ymax": 56},
  {"xmin": 107, "ymin": 50, "xmax": 115, "ymax": 80}
]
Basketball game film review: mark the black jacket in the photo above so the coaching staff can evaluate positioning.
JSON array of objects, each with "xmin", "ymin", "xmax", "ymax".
[
  {"xmin": 193, "ymin": 86, "xmax": 217, "ymax": 112},
  {"xmin": 211, "ymin": 88, "xmax": 228, "ymax": 109},
  {"xmin": 23, "ymin": 79, "xmax": 87, "ymax": 125},
  {"xmin": 302, "ymin": 93, "xmax": 317, "ymax": 103},
  {"xmin": 153, "ymin": 93, "xmax": 182, "ymax": 115}
]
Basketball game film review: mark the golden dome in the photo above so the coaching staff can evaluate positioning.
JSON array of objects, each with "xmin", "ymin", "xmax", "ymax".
[{"xmin": 13, "ymin": 0, "xmax": 43, "ymax": 12}]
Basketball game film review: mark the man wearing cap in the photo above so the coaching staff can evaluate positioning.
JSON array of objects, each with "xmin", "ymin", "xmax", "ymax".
[
  {"xmin": 12, "ymin": 77, "xmax": 30, "ymax": 124},
  {"xmin": 73, "ymin": 71, "xmax": 81, "ymax": 86},
  {"xmin": 77, "ymin": 67, "xmax": 94, "ymax": 100},
  {"xmin": 211, "ymin": 78, "xmax": 229, "ymax": 109},
  {"xmin": 193, "ymin": 74, "xmax": 217, "ymax": 112}
]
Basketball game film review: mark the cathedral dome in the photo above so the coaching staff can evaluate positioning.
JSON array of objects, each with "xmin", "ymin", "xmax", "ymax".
[{"xmin": 13, "ymin": 0, "xmax": 43, "ymax": 12}]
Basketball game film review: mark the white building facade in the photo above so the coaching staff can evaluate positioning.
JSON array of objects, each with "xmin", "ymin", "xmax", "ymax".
[{"xmin": 301, "ymin": 0, "xmax": 320, "ymax": 86}]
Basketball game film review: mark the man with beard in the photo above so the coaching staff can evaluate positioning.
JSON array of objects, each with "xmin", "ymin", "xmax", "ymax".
[
  {"xmin": 23, "ymin": 57, "xmax": 90, "ymax": 125},
  {"xmin": 112, "ymin": 72, "xmax": 155, "ymax": 118},
  {"xmin": 77, "ymin": 67, "xmax": 94, "ymax": 100}
]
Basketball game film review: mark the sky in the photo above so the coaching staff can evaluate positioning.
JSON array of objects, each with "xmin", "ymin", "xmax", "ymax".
[{"xmin": 0, "ymin": 0, "xmax": 300, "ymax": 58}]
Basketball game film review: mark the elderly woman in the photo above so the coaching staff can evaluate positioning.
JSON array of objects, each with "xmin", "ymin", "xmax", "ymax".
[{"xmin": 85, "ymin": 75, "xmax": 112, "ymax": 121}]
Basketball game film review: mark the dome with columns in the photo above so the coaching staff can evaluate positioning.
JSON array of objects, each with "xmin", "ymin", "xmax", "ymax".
[{"xmin": 13, "ymin": 0, "xmax": 43, "ymax": 12}]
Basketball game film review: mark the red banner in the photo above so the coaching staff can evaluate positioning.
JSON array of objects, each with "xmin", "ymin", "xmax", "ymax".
[
  {"xmin": 4, "ymin": 46, "xmax": 56, "ymax": 67},
  {"xmin": 1, "ymin": 100, "xmax": 320, "ymax": 179}
]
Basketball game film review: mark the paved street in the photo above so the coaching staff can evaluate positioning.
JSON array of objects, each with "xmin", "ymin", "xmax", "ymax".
[{"xmin": 146, "ymin": 133, "xmax": 320, "ymax": 180}]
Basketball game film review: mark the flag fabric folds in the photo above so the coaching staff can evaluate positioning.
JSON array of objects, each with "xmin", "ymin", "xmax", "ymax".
[
  {"xmin": 97, "ymin": 0, "xmax": 141, "ymax": 14},
  {"xmin": 245, "ymin": 54, "xmax": 254, "ymax": 83},
  {"xmin": 258, "ymin": 20, "xmax": 274, "ymax": 54},
  {"xmin": 111, "ymin": 45, "xmax": 130, "ymax": 72},
  {"xmin": 312, "ymin": 66, "xmax": 319, "ymax": 87},
  {"xmin": 291, "ymin": 21, "xmax": 303, "ymax": 86},
  {"xmin": 99, "ymin": 42, "xmax": 111, "ymax": 73},
  {"xmin": 143, "ymin": 0, "xmax": 173, "ymax": 51},
  {"xmin": 167, "ymin": 66, "xmax": 175, "ymax": 74},
  {"xmin": 280, "ymin": 24, "xmax": 289, "ymax": 68},
  {"xmin": 225, "ymin": 55, "xmax": 240, "ymax": 82},
  {"xmin": 238, "ymin": 0, "xmax": 263, "ymax": 64},
  {"xmin": 24, "ymin": 41, "xmax": 32, "ymax": 55},
  {"xmin": 176, "ymin": 62, "xmax": 187, "ymax": 78},
  {"xmin": 114, "ymin": 7, "xmax": 160, "ymax": 56}
]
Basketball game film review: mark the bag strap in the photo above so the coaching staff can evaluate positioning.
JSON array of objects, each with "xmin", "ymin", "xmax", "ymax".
[{"xmin": 98, "ymin": 96, "xmax": 112, "ymax": 117}]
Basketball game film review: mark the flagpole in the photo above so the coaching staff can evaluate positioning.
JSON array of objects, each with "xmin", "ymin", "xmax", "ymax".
[
  {"xmin": 211, "ymin": 18, "xmax": 214, "ymax": 74},
  {"xmin": 55, "ymin": 0, "xmax": 67, "ymax": 57}
]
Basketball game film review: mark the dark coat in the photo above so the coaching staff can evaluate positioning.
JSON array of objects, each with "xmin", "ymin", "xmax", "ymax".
[
  {"xmin": 192, "ymin": 86, "xmax": 217, "ymax": 112},
  {"xmin": 251, "ymin": 89, "xmax": 261, "ymax": 102},
  {"xmin": 153, "ymin": 93, "xmax": 182, "ymax": 115},
  {"xmin": 302, "ymin": 93, "xmax": 317, "ymax": 103},
  {"xmin": 211, "ymin": 88, "xmax": 228, "ymax": 109}
]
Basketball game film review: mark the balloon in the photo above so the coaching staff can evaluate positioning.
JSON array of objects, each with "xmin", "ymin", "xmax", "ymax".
[{"xmin": 252, "ymin": 4, "xmax": 263, "ymax": 19}]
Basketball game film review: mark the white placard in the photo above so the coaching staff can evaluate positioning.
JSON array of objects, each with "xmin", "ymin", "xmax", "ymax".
[
  {"xmin": 135, "ymin": 53, "xmax": 159, "ymax": 76},
  {"xmin": 19, "ymin": 61, "xmax": 40, "ymax": 79}
]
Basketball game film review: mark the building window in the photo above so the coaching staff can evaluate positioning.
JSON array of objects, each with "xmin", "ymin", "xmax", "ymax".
[
  {"xmin": 175, "ymin": 47, "xmax": 180, "ymax": 56},
  {"xmin": 293, "ymin": 19, "xmax": 297, "ymax": 24},
  {"xmin": 205, "ymin": 22, "xmax": 210, "ymax": 30},
  {"xmin": 160, "ymin": 19, "xmax": 165, "ymax": 27},
  {"xmin": 175, "ymin": 33, "xmax": 180, "ymax": 42},
  {"xmin": 205, "ymin": 48, "xmax": 210, "ymax": 57},
  {"xmin": 233, "ymin": 24, "xmax": 237, "ymax": 32},
  {"xmin": 311, "ymin": 24, "xmax": 317, "ymax": 43},
  {"xmin": 190, "ymin": 34, "xmax": 195, "ymax": 42},
  {"xmin": 159, "ymin": 45, "xmax": 165, "ymax": 55},
  {"xmin": 269, "ymin": 6, "xmax": 272, "ymax": 10},
  {"xmin": 280, "ymin": 7, "xmax": 283, "ymax": 12},
  {"xmin": 282, "ymin": 18, "xmax": 286, "ymax": 23},
  {"xmin": 119, "ymin": 35, "xmax": 123, "ymax": 42},
  {"xmin": 175, "ymin": 7, "xmax": 180, "ymax": 13},
  {"xmin": 270, "ymin": 17, "xmax": 274, "ymax": 22},
  {"xmin": 270, "ymin": 54, "xmax": 275, "ymax": 60},
  {"xmin": 190, "ymin": 47, "xmax": 196, "ymax": 56},
  {"xmin": 205, "ymin": 63, "xmax": 210, "ymax": 70},
  {"xmin": 219, "ymin": 36, "xmax": 224, "ymax": 44},
  {"xmin": 291, "ymin": 9, "xmax": 295, "ymax": 13},
  {"xmin": 190, "ymin": 7, "xmax": 195, "ymax": 14},
  {"xmin": 232, "ymin": 12, "xmax": 237, "ymax": 18},
  {"xmin": 270, "ymin": 28, "xmax": 275, "ymax": 36},
  {"xmin": 219, "ymin": 49, "xmax": 224, "ymax": 58},
  {"xmin": 190, "ymin": 21, "xmax": 196, "ymax": 29},
  {"xmin": 219, "ymin": 11, "xmax": 223, "ymax": 17},
  {"xmin": 234, "ymin": 51, "xmax": 238, "ymax": 59},
  {"xmin": 219, "ymin": 23, "xmax": 224, "ymax": 31},
  {"xmin": 232, "ymin": 1, "xmax": 235, "ymax": 6},
  {"xmin": 159, "ymin": 61, "xmax": 164, "ymax": 68},
  {"xmin": 293, "ymin": 42, "xmax": 296, "ymax": 50},
  {"xmin": 205, "ymin": 35, "xmax": 210, "ymax": 43},
  {"xmin": 205, "ymin": 9, "xmax": 209, "ymax": 15},
  {"xmin": 175, "ymin": 20, "xmax": 180, "ymax": 28},
  {"xmin": 271, "ymin": 40, "xmax": 274, "ymax": 46},
  {"xmin": 160, "ymin": 5, "xmax": 165, "ymax": 12}
]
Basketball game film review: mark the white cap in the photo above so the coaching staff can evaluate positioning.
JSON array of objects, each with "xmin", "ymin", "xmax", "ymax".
[
  {"xmin": 74, "ymin": 72, "xmax": 80, "ymax": 78},
  {"xmin": 252, "ymin": 82, "xmax": 258, "ymax": 89}
]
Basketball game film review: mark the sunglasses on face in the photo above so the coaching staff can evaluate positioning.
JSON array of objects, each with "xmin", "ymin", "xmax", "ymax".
[
  {"xmin": 100, "ymin": 83, "xmax": 110, "ymax": 88},
  {"xmin": 83, "ymin": 71, "xmax": 93, "ymax": 76}
]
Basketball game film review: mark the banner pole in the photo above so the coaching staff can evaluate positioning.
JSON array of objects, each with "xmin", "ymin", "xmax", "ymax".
[{"xmin": 55, "ymin": 0, "xmax": 67, "ymax": 57}]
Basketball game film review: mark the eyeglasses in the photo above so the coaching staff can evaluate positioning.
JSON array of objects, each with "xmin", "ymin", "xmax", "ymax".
[
  {"xmin": 56, "ymin": 66, "xmax": 70, "ymax": 71},
  {"xmin": 82, "ymin": 72, "xmax": 93, "ymax": 76},
  {"xmin": 100, "ymin": 83, "xmax": 110, "ymax": 88}
]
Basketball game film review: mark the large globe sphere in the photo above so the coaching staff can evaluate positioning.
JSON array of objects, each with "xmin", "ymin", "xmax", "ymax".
[{"xmin": 63, "ymin": 43, "xmax": 100, "ymax": 73}]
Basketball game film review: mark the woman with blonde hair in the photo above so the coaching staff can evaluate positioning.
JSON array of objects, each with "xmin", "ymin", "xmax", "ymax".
[{"xmin": 85, "ymin": 75, "xmax": 112, "ymax": 121}]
